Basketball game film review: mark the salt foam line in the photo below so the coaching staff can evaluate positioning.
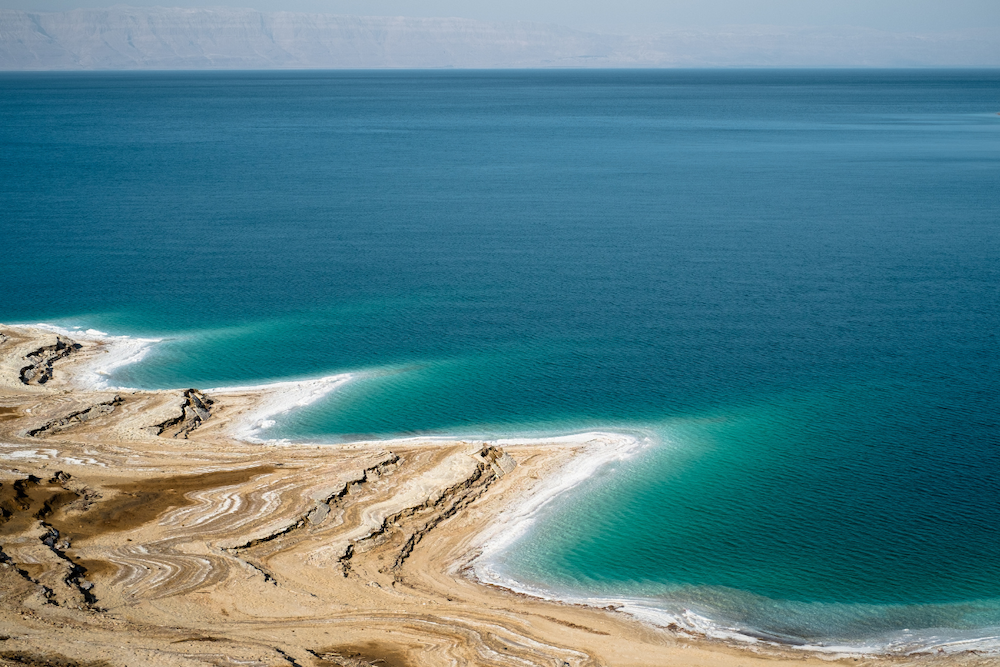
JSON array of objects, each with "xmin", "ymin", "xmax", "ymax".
[
  {"xmin": 458, "ymin": 431, "xmax": 759, "ymax": 645},
  {"xmin": 12, "ymin": 323, "xmax": 162, "ymax": 390},
  {"xmin": 208, "ymin": 373, "xmax": 356, "ymax": 443},
  {"xmin": 463, "ymin": 431, "xmax": 1000, "ymax": 657},
  {"xmin": 6, "ymin": 323, "xmax": 358, "ymax": 441},
  {"xmin": 469, "ymin": 438, "xmax": 1000, "ymax": 658},
  {"xmin": 471, "ymin": 431, "xmax": 648, "ymax": 568}
]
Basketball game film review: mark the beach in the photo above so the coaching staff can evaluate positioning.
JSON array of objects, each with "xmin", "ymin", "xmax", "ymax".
[{"xmin": 0, "ymin": 324, "xmax": 983, "ymax": 667}]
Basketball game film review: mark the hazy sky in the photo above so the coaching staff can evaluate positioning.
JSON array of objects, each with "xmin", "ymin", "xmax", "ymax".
[{"xmin": 5, "ymin": 0, "xmax": 1000, "ymax": 33}]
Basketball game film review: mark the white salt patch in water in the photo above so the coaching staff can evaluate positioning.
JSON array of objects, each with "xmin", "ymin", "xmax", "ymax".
[
  {"xmin": 8, "ymin": 322, "xmax": 361, "ymax": 443},
  {"xmin": 472, "ymin": 431, "xmax": 648, "ymax": 572},
  {"xmin": 22, "ymin": 323, "xmax": 162, "ymax": 390},
  {"xmin": 209, "ymin": 373, "xmax": 356, "ymax": 443}
]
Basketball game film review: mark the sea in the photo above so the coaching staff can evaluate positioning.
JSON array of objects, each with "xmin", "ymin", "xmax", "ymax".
[{"xmin": 2, "ymin": 69, "xmax": 999, "ymax": 655}]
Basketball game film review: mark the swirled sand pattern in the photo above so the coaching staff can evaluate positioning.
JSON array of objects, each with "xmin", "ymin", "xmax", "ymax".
[{"xmin": 0, "ymin": 326, "xmax": 967, "ymax": 667}]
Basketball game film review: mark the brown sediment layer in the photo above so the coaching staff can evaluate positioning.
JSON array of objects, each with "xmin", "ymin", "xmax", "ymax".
[
  {"xmin": 50, "ymin": 465, "xmax": 276, "ymax": 543},
  {"xmin": 0, "ymin": 471, "xmax": 100, "ymax": 609},
  {"xmin": 0, "ymin": 473, "xmax": 79, "ymax": 536},
  {"xmin": 0, "ymin": 325, "xmax": 979, "ymax": 667},
  {"xmin": 73, "ymin": 557, "xmax": 117, "ymax": 579},
  {"xmin": 0, "ymin": 651, "xmax": 111, "ymax": 667},
  {"xmin": 311, "ymin": 643, "xmax": 415, "ymax": 667}
]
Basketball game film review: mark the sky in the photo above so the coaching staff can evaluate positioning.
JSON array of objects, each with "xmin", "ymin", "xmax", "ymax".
[{"xmin": 4, "ymin": 0, "xmax": 1000, "ymax": 34}]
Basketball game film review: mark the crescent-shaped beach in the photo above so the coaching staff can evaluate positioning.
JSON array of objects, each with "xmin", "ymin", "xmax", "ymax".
[{"xmin": 0, "ymin": 324, "xmax": 979, "ymax": 667}]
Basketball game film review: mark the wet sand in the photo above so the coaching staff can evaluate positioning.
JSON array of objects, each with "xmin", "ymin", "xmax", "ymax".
[{"xmin": 0, "ymin": 325, "xmax": 980, "ymax": 667}]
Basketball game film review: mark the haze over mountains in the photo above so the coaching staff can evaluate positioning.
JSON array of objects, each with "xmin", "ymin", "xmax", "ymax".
[{"xmin": 1, "ymin": 6, "xmax": 998, "ymax": 69}]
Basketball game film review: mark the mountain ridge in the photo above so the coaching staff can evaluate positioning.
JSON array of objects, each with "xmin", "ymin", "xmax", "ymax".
[{"xmin": 1, "ymin": 6, "xmax": 998, "ymax": 69}]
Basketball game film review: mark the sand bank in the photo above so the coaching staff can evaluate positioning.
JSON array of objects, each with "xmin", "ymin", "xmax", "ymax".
[{"xmin": 0, "ymin": 325, "xmax": 977, "ymax": 667}]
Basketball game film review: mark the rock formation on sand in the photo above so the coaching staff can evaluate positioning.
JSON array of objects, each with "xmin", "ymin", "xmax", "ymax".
[
  {"xmin": 0, "ymin": 325, "xmax": 973, "ymax": 666},
  {"xmin": 18, "ymin": 337, "xmax": 81, "ymax": 385},
  {"xmin": 149, "ymin": 389, "xmax": 214, "ymax": 439}
]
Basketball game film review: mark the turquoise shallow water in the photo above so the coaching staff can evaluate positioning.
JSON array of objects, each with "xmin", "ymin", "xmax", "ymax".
[{"xmin": 2, "ymin": 70, "xmax": 999, "ymax": 651}]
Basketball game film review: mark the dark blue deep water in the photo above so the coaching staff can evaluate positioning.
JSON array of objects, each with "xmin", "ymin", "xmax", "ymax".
[{"xmin": 2, "ymin": 70, "xmax": 999, "ymax": 650}]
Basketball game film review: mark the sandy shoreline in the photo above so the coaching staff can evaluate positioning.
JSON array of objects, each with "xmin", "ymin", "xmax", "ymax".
[{"xmin": 0, "ymin": 324, "xmax": 980, "ymax": 667}]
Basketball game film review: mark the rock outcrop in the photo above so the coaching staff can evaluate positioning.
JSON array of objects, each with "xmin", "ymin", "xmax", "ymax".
[
  {"xmin": 149, "ymin": 389, "xmax": 213, "ymax": 438},
  {"xmin": 27, "ymin": 395, "xmax": 124, "ymax": 437},
  {"xmin": 19, "ymin": 337, "xmax": 81, "ymax": 385}
]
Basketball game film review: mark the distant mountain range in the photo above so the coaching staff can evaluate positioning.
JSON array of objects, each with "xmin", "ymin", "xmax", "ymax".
[{"xmin": 1, "ymin": 7, "xmax": 997, "ymax": 69}]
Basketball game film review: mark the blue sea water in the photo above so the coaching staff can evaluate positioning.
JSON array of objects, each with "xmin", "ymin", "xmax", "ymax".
[{"xmin": 1, "ymin": 70, "xmax": 999, "ymax": 651}]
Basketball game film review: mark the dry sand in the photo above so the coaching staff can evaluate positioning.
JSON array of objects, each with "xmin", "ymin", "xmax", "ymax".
[{"xmin": 0, "ymin": 325, "xmax": 981, "ymax": 667}]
